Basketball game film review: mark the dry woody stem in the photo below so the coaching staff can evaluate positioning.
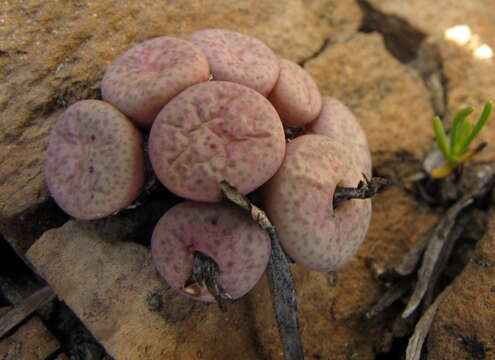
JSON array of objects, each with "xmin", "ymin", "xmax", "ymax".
[
  {"xmin": 183, "ymin": 251, "xmax": 231, "ymax": 312},
  {"xmin": 220, "ymin": 180, "xmax": 304, "ymax": 360},
  {"xmin": 405, "ymin": 285, "xmax": 452, "ymax": 360},
  {"xmin": 0, "ymin": 286, "xmax": 55, "ymax": 338},
  {"xmin": 402, "ymin": 164, "xmax": 495, "ymax": 318},
  {"xmin": 333, "ymin": 176, "xmax": 389, "ymax": 209}
]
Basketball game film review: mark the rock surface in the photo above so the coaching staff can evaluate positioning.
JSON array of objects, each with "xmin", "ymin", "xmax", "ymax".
[
  {"xmin": 0, "ymin": 316, "xmax": 60, "ymax": 360},
  {"xmin": 27, "ymin": 186, "xmax": 437, "ymax": 360},
  {"xmin": 305, "ymin": 33, "xmax": 435, "ymax": 178},
  {"xmin": 427, "ymin": 208, "xmax": 495, "ymax": 360}
]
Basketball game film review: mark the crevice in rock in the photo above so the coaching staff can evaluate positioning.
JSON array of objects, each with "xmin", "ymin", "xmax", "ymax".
[
  {"xmin": 299, "ymin": 37, "xmax": 331, "ymax": 67},
  {"xmin": 356, "ymin": 0, "xmax": 448, "ymax": 117},
  {"xmin": 415, "ymin": 38, "xmax": 448, "ymax": 118},
  {"xmin": 0, "ymin": 199, "xmax": 69, "ymax": 263},
  {"xmin": 356, "ymin": 0, "xmax": 426, "ymax": 63}
]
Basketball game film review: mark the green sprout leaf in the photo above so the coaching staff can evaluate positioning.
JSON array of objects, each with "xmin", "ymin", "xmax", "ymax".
[
  {"xmin": 430, "ymin": 101, "xmax": 492, "ymax": 178},
  {"xmin": 458, "ymin": 101, "xmax": 492, "ymax": 155},
  {"xmin": 432, "ymin": 116, "xmax": 452, "ymax": 164},
  {"xmin": 450, "ymin": 107, "xmax": 474, "ymax": 153}
]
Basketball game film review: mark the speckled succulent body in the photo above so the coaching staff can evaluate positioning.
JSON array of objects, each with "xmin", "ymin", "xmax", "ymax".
[
  {"xmin": 263, "ymin": 134, "xmax": 372, "ymax": 272},
  {"xmin": 187, "ymin": 29, "xmax": 279, "ymax": 96},
  {"xmin": 45, "ymin": 100, "xmax": 145, "ymax": 220},
  {"xmin": 268, "ymin": 59, "xmax": 322, "ymax": 128},
  {"xmin": 149, "ymin": 81, "xmax": 286, "ymax": 202},
  {"xmin": 309, "ymin": 97, "xmax": 372, "ymax": 178},
  {"xmin": 101, "ymin": 36, "xmax": 210, "ymax": 127},
  {"xmin": 151, "ymin": 201, "xmax": 271, "ymax": 302}
]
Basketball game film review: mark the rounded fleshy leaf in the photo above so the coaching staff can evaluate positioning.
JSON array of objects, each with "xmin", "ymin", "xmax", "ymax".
[
  {"xmin": 45, "ymin": 100, "xmax": 145, "ymax": 220},
  {"xmin": 151, "ymin": 201, "xmax": 271, "ymax": 302},
  {"xmin": 149, "ymin": 81, "xmax": 286, "ymax": 202},
  {"xmin": 308, "ymin": 97, "xmax": 372, "ymax": 178},
  {"xmin": 263, "ymin": 134, "xmax": 371, "ymax": 272},
  {"xmin": 187, "ymin": 29, "xmax": 279, "ymax": 96},
  {"xmin": 268, "ymin": 59, "xmax": 322, "ymax": 128},
  {"xmin": 101, "ymin": 36, "xmax": 210, "ymax": 127}
]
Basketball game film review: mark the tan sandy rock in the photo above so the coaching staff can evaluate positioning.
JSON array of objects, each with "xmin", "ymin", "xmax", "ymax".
[
  {"xmin": 305, "ymin": 33, "xmax": 435, "ymax": 178},
  {"xmin": 0, "ymin": 316, "xmax": 60, "ymax": 360},
  {"xmin": 364, "ymin": 0, "xmax": 494, "ymax": 51},
  {"xmin": 427, "ymin": 208, "xmax": 495, "ymax": 360}
]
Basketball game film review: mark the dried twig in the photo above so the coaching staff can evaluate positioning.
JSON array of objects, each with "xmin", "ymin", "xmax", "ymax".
[
  {"xmin": 220, "ymin": 181, "xmax": 304, "ymax": 360},
  {"xmin": 366, "ymin": 278, "xmax": 412, "ymax": 319},
  {"xmin": 422, "ymin": 214, "xmax": 468, "ymax": 309},
  {"xmin": 402, "ymin": 164, "xmax": 495, "ymax": 318},
  {"xmin": 0, "ymin": 286, "xmax": 54, "ymax": 338},
  {"xmin": 406, "ymin": 285, "xmax": 452, "ymax": 360},
  {"xmin": 379, "ymin": 235, "xmax": 430, "ymax": 282},
  {"xmin": 333, "ymin": 176, "xmax": 389, "ymax": 209},
  {"xmin": 183, "ymin": 251, "xmax": 231, "ymax": 312}
]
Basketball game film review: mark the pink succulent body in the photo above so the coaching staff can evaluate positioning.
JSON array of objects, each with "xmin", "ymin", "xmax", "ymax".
[
  {"xmin": 101, "ymin": 36, "xmax": 210, "ymax": 128},
  {"xmin": 45, "ymin": 100, "xmax": 145, "ymax": 220},
  {"xmin": 149, "ymin": 81, "xmax": 286, "ymax": 202},
  {"xmin": 187, "ymin": 29, "xmax": 279, "ymax": 96},
  {"xmin": 151, "ymin": 201, "xmax": 271, "ymax": 302},
  {"xmin": 263, "ymin": 134, "xmax": 371, "ymax": 272},
  {"xmin": 268, "ymin": 59, "xmax": 322, "ymax": 128},
  {"xmin": 308, "ymin": 97, "xmax": 372, "ymax": 177}
]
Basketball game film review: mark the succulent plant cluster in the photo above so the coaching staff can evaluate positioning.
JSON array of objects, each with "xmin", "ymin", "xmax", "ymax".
[{"xmin": 45, "ymin": 29, "xmax": 372, "ymax": 303}]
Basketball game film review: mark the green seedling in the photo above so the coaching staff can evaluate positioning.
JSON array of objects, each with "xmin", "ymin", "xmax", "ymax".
[{"xmin": 431, "ymin": 101, "xmax": 493, "ymax": 178}]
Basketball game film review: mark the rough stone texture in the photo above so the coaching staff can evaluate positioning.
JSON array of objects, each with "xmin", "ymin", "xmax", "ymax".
[
  {"xmin": 28, "ymin": 186, "xmax": 437, "ymax": 360},
  {"xmin": 0, "ymin": 316, "xmax": 60, "ymax": 360},
  {"xmin": 250, "ymin": 187, "xmax": 438, "ymax": 359},
  {"xmin": 26, "ymin": 219, "xmax": 265, "ymax": 360},
  {"xmin": 427, "ymin": 208, "xmax": 495, "ymax": 360},
  {"xmin": 305, "ymin": 33, "xmax": 435, "ymax": 178},
  {"xmin": 0, "ymin": 0, "xmax": 360, "ymax": 222},
  {"xmin": 364, "ymin": 0, "xmax": 494, "ymax": 51}
]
